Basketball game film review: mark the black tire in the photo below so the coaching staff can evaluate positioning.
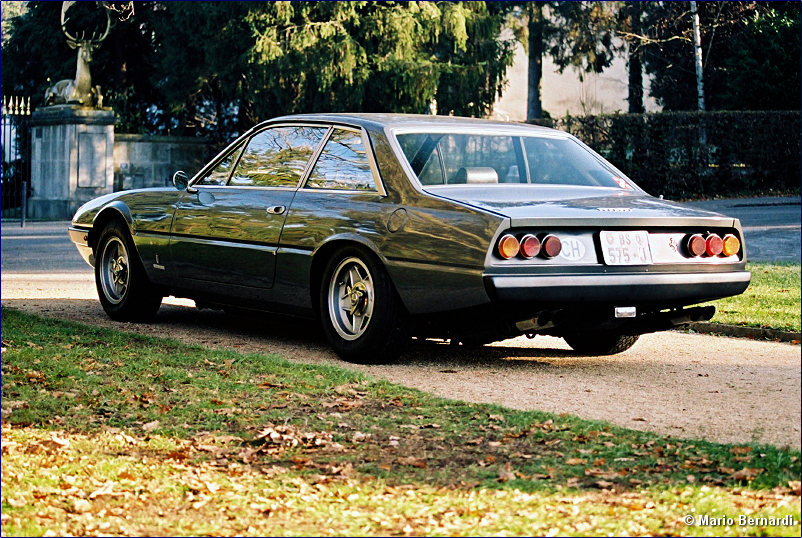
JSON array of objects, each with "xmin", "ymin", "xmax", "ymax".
[
  {"xmin": 562, "ymin": 331, "xmax": 639, "ymax": 356},
  {"xmin": 319, "ymin": 246, "xmax": 407, "ymax": 363},
  {"xmin": 94, "ymin": 221, "xmax": 162, "ymax": 321}
]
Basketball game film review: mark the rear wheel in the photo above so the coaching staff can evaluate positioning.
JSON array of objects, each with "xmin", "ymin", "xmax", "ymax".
[
  {"xmin": 562, "ymin": 331, "xmax": 639, "ymax": 356},
  {"xmin": 95, "ymin": 221, "xmax": 162, "ymax": 321},
  {"xmin": 319, "ymin": 247, "xmax": 407, "ymax": 363}
]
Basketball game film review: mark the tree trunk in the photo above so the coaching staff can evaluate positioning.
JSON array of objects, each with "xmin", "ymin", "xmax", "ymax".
[
  {"xmin": 690, "ymin": 1, "xmax": 705, "ymax": 111},
  {"xmin": 626, "ymin": 2, "xmax": 645, "ymax": 114},
  {"xmin": 526, "ymin": 3, "xmax": 544, "ymax": 121}
]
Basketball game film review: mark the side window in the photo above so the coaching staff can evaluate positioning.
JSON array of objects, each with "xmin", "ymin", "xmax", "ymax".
[
  {"xmin": 230, "ymin": 126, "xmax": 327, "ymax": 187},
  {"xmin": 196, "ymin": 141, "xmax": 245, "ymax": 186},
  {"xmin": 305, "ymin": 128, "xmax": 377, "ymax": 191}
]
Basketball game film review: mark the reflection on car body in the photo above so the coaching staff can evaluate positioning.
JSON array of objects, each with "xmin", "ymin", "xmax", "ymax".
[{"xmin": 69, "ymin": 114, "xmax": 750, "ymax": 363}]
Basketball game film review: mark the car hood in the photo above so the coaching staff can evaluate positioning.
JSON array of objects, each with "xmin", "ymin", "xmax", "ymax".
[{"xmin": 425, "ymin": 185, "xmax": 737, "ymax": 227}]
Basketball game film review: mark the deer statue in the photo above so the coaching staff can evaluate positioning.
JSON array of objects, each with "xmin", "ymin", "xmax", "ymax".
[{"xmin": 44, "ymin": 1, "xmax": 110, "ymax": 107}]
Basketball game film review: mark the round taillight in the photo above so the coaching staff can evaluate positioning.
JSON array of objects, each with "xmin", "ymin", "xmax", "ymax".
[
  {"xmin": 721, "ymin": 234, "xmax": 741, "ymax": 257},
  {"xmin": 686, "ymin": 234, "xmax": 706, "ymax": 257},
  {"xmin": 705, "ymin": 234, "xmax": 723, "ymax": 257},
  {"xmin": 498, "ymin": 234, "xmax": 520, "ymax": 259},
  {"xmin": 519, "ymin": 234, "xmax": 541, "ymax": 259},
  {"xmin": 540, "ymin": 234, "xmax": 562, "ymax": 259}
]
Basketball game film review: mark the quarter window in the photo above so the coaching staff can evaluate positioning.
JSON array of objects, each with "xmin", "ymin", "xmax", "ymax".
[
  {"xmin": 230, "ymin": 126, "xmax": 328, "ymax": 187},
  {"xmin": 196, "ymin": 141, "xmax": 245, "ymax": 186},
  {"xmin": 306, "ymin": 129, "xmax": 377, "ymax": 191}
]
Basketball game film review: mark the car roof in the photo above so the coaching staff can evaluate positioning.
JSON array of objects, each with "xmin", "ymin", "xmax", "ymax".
[{"xmin": 266, "ymin": 113, "xmax": 559, "ymax": 135}]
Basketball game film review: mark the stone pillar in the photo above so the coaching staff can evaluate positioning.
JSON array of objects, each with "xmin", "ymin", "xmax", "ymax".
[{"xmin": 29, "ymin": 105, "xmax": 114, "ymax": 219}]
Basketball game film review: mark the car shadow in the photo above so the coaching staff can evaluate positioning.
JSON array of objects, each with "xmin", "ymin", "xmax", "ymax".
[{"xmin": 4, "ymin": 299, "xmax": 584, "ymax": 370}]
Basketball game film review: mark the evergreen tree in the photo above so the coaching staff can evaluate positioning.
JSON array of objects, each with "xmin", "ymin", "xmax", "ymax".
[{"xmin": 1, "ymin": 1, "xmax": 516, "ymax": 138}]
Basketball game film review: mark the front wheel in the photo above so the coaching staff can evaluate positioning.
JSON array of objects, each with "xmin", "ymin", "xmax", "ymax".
[
  {"xmin": 562, "ymin": 332, "xmax": 639, "ymax": 356},
  {"xmin": 95, "ymin": 221, "xmax": 162, "ymax": 321},
  {"xmin": 319, "ymin": 247, "xmax": 407, "ymax": 363}
]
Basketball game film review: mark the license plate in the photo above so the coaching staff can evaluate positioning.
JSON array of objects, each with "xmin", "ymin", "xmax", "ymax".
[{"xmin": 600, "ymin": 230, "xmax": 653, "ymax": 265}]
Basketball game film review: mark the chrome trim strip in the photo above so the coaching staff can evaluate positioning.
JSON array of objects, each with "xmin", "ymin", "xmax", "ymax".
[
  {"xmin": 174, "ymin": 235, "xmax": 278, "ymax": 252},
  {"xmin": 490, "ymin": 271, "xmax": 752, "ymax": 290}
]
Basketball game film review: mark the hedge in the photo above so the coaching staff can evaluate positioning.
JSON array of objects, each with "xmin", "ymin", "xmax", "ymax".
[{"xmin": 528, "ymin": 111, "xmax": 801, "ymax": 200}]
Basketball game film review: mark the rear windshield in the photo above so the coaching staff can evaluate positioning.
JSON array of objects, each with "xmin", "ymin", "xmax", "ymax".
[{"xmin": 396, "ymin": 132, "xmax": 630, "ymax": 189}]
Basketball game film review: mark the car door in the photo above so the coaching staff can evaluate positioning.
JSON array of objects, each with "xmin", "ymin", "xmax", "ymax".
[
  {"xmin": 273, "ymin": 126, "xmax": 390, "ymax": 309},
  {"xmin": 169, "ymin": 124, "xmax": 328, "ymax": 296}
]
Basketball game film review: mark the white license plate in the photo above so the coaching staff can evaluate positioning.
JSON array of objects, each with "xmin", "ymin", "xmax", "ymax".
[{"xmin": 600, "ymin": 230, "xmax": 653, "ymax": 265}]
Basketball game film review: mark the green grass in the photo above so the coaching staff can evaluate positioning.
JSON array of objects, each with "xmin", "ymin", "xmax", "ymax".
[
  {"xmin": 707, "ymin": 262, "xmax": 801, "ymax": 332},
  {"xmin": 2, "ymin": 309, "xmax": 800, "ymax": 536}
]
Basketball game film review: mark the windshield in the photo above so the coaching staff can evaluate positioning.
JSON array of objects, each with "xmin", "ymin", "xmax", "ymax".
[{"xmin": 396, "ymin": 132, "xmax": 632, "ymax": 189}]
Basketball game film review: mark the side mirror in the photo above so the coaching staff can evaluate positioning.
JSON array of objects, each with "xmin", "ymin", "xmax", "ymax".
[{"xmin": 172, "ymin": 170, "xmax": 189, "ymax": 190}]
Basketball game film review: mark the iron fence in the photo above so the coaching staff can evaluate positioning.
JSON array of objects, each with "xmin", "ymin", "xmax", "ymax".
[{"xmin": 2, "ymin": 96, "xmax": 31, "ymax": 226}]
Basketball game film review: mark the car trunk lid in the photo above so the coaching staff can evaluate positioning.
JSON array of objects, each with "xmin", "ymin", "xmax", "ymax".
[{"xmin": 425, "ymin": 185, "xmax": 736, "ymax": 227}]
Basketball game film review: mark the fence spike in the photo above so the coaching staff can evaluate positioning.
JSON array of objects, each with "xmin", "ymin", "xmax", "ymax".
[
  {"xmin": 1, "ymin": 96, "xmax": 5, "ymax": 115},
  {"xmin": 14, "ymin": 96, "xmax": 19, "ymax": 114},
  {"xmin": 26, "ymin": 96, "xmax": 31, "ymax": 115}
]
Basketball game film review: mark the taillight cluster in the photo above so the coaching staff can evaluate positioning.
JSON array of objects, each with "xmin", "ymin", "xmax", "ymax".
[
  {"xmin": 684, "ymin": 233, "xmax": 740, "ymax": 258},
  {"xmin": 497, "ymin": 233, "xmax": 562, "ymax": 260}
]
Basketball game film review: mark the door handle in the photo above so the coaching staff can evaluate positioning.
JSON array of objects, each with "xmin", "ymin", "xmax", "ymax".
[{"xmin": 266, "ymin": 205, "xmax": 286, "ymax": 215}]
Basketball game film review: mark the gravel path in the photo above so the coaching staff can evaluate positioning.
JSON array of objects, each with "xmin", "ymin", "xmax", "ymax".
[{"xmin": 2, "ymin": 272, "xmax": 799, "ymax": 450}]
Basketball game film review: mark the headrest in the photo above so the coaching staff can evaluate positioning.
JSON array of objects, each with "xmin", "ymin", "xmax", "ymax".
[{"xmin": 453, "ymin": 167, "xmax": 498, "ymax": 184}]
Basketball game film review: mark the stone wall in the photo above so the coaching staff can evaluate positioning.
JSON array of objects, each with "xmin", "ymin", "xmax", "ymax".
[
  {"xmin": 113, "ymin": 134, "xmax": 212, "ymax": 191},
  {"xmin": 29, "ymin": 106, "xmax": 115, "ymax": 219}
]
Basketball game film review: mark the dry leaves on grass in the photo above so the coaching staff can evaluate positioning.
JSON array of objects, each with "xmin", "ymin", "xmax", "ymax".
[{"xmin": 253, "ymin": 424, "xmax": 332, "ymax": 452}]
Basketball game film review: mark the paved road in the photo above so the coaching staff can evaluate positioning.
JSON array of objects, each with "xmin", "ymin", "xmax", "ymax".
[
  {"xmin": 1, "ymin": 220, "xmax": 88, "ymax": 274},
  {"xmin": 1, "ymin": 199, "xmax": 799, "ymax": 449}
]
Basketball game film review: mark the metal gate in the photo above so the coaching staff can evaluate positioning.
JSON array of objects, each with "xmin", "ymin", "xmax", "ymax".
[{"xmin": 1, "ymin": 96, "xmax": 31, "ymax": 226}]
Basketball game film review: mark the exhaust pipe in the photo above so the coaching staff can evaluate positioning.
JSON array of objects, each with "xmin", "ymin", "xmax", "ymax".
[{"xmin": 621, "ymin": 305, "xmax": 716, "ymax": 335}]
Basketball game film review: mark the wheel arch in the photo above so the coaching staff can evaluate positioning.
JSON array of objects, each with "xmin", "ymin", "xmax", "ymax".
[
  {"xmin": 88, "ymin": 202, "xmax": 134, "ymax": 253},
  {"xmin": 308, "ymin": 235, "xmax": 398, "ymax": 318}
]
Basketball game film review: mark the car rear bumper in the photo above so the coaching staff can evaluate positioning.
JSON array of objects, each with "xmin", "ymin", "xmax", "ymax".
[{"xmin": 487, "ymin": 270, "xmax": 751, "ymax": 304}]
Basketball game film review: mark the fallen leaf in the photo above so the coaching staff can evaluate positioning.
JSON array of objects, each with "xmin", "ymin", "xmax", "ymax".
[
  {"xmin": 72, "ymin": 498, "xmax": 91, "ymax": 513},
  {"xmin": 565, "ymin": 458, "xmax": 586, "ymax": 466},
  {"xmin": 788, "ymin": 480, "xmax": 801, "ymax": 495},
  {"xmin": 142, "ymin": 420, "xmax": 160, "ymax": 432},
  {"xmin": 730, "ymin": 446, "xmax": 753, "ymax": 455},
  {"xmin": 89, "ymin": 482, "xmax": 116, "ymax": 499},
  {"xmin": 731, "ymin": 468, "xmax": 762, "ymax": 481},
  {"xmin": 397, "ymin": 456, "xmax": 427, "ymax": 468},
  {"xmin": 498, "ymin": 463, "xmax": 516, "ymax": 483}
]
